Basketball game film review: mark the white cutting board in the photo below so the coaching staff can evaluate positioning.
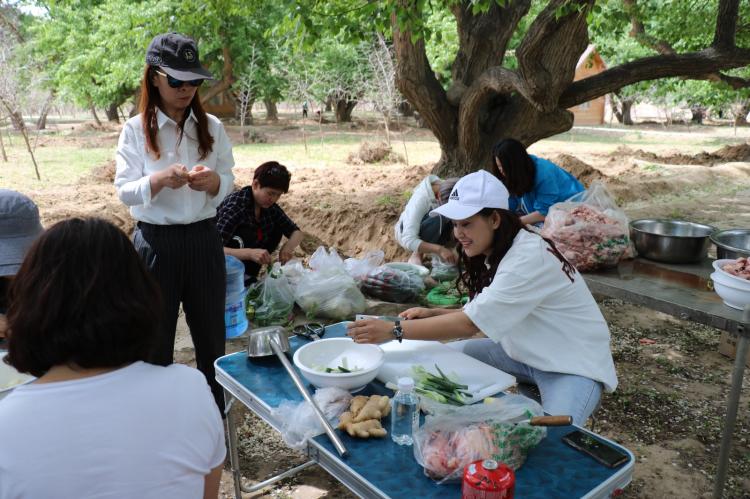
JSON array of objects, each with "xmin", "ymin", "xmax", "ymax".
[{"xmin": 376, "ymin": 340, "xmax": 516, "ymax": 402}]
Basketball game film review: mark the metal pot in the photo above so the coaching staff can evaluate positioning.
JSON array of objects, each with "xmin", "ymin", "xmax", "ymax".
[
  {"xmin": 630, "ymin": 219, "xmax": 716, "ymax": 264},
  {"xmin": 246, "ymin": 326, "xmax": 290, "ymax": 358},
  {"xmin": 711, "ymin": 229, "xmax": 750, "ymax": 260}
]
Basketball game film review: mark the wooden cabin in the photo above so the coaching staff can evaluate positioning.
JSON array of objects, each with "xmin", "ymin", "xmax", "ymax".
[{"xmin": 570, "ymin": 45, "xmax": 607, "ymax": 125}]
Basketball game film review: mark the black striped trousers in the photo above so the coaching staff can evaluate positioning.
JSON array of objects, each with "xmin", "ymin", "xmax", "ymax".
[{"xmin": 134, "ymin": 218, "xmax": 226, "ymax": 412}]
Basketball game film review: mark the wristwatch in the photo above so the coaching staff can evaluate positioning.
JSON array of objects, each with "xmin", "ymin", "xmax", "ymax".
[{"xmin": 392, "ymin": 320, "xmax": 403, "ymax": 343}]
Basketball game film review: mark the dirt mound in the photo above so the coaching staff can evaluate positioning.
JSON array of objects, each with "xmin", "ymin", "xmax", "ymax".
[
  {"xmin": 550, "ymin": 154, "xmax": 607, "ymax": 187},
  {"xmin": 83, "ymin": 160, "xmax": 116, "ymax": 184},
  {"xmin": 615, "ymin": 143, "xmax": 750, "ymax": 166},
  {"xmin": 347, "ymin": 142, "xmax": 403, "ymax": 165}
]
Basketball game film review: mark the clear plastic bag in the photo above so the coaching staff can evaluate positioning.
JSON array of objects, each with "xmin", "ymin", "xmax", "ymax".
[
  {"xmin": 253, "ymin": 263, "xmax": 295, "ymax": 327},
  {"xmin": 281, "ymin": 259, "xmax": 308, "ymax": 291},
  {"xmin": 344, "ymin": 250, "xmax": 385, "ymax": 283},
  {"xmin": 413, "ymin": 394, "xmax": 546, "ymax": 482},
  {"xmin": 295, "ymin": 249, "xmax": 367, "ymax": 320},
  {"xmin": 361, "ymin": 265, "xmax": 425, "ymax": 303},
  {"xmin": 541, "ymin": 182, "xmax": 633, "ymax": 272},
  {"xmin": 271, "ymin": 387, "xmax": 352, "ymax": 450},
  {"xmin": 430, "ymin": 255, "xmax": 459, "ymax": 282}
]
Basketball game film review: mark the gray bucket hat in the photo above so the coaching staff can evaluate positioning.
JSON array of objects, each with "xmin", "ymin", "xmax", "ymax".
[{"xmin": 0, "ymin": 190, "xmax": 43, "ymax": 276}]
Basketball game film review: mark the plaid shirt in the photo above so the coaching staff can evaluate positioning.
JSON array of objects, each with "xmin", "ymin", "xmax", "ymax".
[{"xmin": 216, "ymin": 187, "xmax": 299, "ymax": 251}]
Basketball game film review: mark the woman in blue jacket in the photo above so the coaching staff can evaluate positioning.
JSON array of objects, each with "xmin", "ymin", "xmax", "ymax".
[{"xmin": 491, "ymin": 138, "xmax": 584, "ymax": 226}]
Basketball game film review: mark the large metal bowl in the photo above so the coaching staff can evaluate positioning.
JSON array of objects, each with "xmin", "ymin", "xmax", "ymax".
[
  {"xmin": 630, "ymin": 219, "xmax": 716, "ymax": 264},
  {"xmin": 710, "ymin": 229, "xmax": 750, "ymax": 260}
]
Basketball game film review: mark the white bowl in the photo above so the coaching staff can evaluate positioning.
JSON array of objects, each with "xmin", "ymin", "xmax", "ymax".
[
  {"xmin": 713, "ymin": 259, "xmax": 750, "ymax": 286},
  {"xmin": 293, "ymin": 338, "xmax": 384, "ymax": 392},
  {"xmin": 0, "ymin": 353, "xmax": 35, "ymax": 401},
  {"xmin": 711, "ymin": 272, "xmax": 750, "ymax": 310}
]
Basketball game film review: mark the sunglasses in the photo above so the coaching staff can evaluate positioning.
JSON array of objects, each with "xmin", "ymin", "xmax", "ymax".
[{"xmin": 155, "ymin": 70, "xmax": 203, "ymax": 88}]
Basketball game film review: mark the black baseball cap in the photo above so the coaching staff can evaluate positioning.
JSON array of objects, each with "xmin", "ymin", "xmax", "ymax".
[{"xmin": 146, "ymin": 32, "xmax": 214, "ymax": 81}]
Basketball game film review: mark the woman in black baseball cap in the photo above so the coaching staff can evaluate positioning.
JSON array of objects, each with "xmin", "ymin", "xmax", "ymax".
[{"xmin": 114, "ymin": 32, "xmax": 235, "ymax": 413}]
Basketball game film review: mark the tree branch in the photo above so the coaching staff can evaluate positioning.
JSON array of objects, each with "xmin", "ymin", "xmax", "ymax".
[
  {"xmin": 391, "ymin": 0, "xmax": 457, "ymax": 148},
  {"xmin": 714, "ymin": 0, "xmax": 739, "ymax": 49},
  {"xmin": 560, "ymin": 47, "xmax": 750, "ymax": 108},
  {"xmin": 623, "ymin": 0, "xmax": 675, "ymax": 55},
  {"xmin": 450, "ymin": 0, "xmax": 530, "ymax": 86},
  {"xmin": 516, "ymin": 0, "xmax": 593, "ymax": 112},
  {"xmin": 0, "ymin": 8, "xmax": 23, "ymax": 43},
  {"xmin": 200, "ymin": 41, "xmax": 236, "ymax": 104}
]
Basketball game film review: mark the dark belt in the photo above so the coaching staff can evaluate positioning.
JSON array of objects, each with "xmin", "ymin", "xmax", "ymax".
[{"xmin": 137, "ymin": 217, "xmax": 217, "ymax": 234}]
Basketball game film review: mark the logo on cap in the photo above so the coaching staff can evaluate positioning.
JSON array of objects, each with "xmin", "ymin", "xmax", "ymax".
[
  {"xmin": 449, "ymin": 189, "xmax": 459, "ymax": 201},
  {"xmin": 183, "ymin": 49, "xmax": 195, "ymax": 62},
  {"xmin": 147, "ymin": 55, "xmax": 163, "ymax": 65}
]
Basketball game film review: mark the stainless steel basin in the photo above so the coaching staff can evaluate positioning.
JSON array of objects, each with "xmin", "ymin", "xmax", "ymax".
[
  {"xmin": 711, "ymin": 229, "xmax": 750, "ymax": 259},
  {"xmin": 630, "ymin": 219, "xmax": 716, "ymax": 264}
]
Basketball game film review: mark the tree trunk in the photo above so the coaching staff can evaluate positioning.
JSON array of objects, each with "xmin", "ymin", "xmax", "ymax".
[
  {"xmin": 690, "ymin": 105, "xmax": 706, "ymax": 124},
  {"xmin": 90, "ymin": 105, "xmax": 102, "ymax": 126},
  {"xmin": 105, "ymin": 102, "xmax": 120, "ymax": 123},
  {"xmin": 733, "ymin": 102, "xmax": 750, "ymax": 126},
  {"xmin": 36, "ymin": 92, "xmax": 54, "ymax": 130},
  {"xmin": 8, "ymin": 110, "xmax": 24, "ymax": 130},
  {"xmin": 621, "ymin": 100, "xmax": 634, "ymax": 125},
  {"xmin": 334, "ymin": 98, "xmax": 357, "ymax": 122},
  {"xmin": 325, "ymin": 95, "xmax": 333, "ymax": 112},
  {"xmin": 0, "ymin": 125, "xmax": 6, "ymax": 162},
  {"xmin": 264, "ymin": 100, "xmax": 278, "ymax": 121},
  {"xmin": 397, "ymin": 101, "xmax": 414, "ymax": 117}
]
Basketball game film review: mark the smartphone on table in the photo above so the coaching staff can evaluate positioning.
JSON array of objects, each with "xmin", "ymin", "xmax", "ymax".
[{"xmin": 562, "ymin": 429, "xmax": 629, "ymax": 468}]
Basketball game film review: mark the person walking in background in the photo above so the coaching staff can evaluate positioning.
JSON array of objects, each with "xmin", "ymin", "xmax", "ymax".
[
  {"xmin": 114, "ymin": 32, "xmax": 234, "ymax": 411},
  {"xmin": 302, "ymin": 101, "xmax": 309, "ymax": 119},
  {"xmin": 0, "ymin": 218, "xmax": 225, "ymax": 499},
  {"xmin": 0, "ymin": 190, "xmax": 44, "ymax": 341},
  {"xmin": 490, "ymin": 138, "xmax": 584, "ymax": 227},
  {"xmin": 395, "ymin": 175, "xmax": 459, "ymax": 266}
]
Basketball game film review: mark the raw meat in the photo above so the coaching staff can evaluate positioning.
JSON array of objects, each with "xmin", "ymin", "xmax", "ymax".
[{"xmin": 722, "ymin": 257, "xmax": 750, "ymax": 280}]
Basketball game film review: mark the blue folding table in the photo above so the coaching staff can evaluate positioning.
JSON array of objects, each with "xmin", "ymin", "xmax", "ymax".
[{"xmin": 215, "ymin": 323, "xmax": 634, "ymax": 498}]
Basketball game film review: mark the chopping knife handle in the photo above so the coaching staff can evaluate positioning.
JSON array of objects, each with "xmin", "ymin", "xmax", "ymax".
[{"xmin": 529, "ymin": 415, "xmax": 573, "ymax": 426}]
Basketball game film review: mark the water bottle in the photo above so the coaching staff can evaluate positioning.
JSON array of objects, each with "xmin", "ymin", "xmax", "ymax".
[{"xmin": 391, "ymin": 377, "xmax": 419, "ymax": 446}]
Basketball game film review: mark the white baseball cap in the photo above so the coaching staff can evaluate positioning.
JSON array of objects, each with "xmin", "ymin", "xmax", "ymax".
[{"xmin": 430, "ymin": 170, "xmax": 509, "ymax": 221}]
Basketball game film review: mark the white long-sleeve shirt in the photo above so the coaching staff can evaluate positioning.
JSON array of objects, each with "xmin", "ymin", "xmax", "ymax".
[
  {"xmin": 394, "ymin": 175, "xmax": 440, "ymax": 253},
  {"xmin": 115, "ymin": 108, "xmax": 235, "ymax": 225},
  {"xmin": 463, "ymin": 230, "xmax": 618, "ymax": 392}
]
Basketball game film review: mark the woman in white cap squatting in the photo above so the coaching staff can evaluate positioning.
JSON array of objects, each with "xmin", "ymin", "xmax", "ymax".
[
  {"xmin": 114, "ymin": 33, "xmax": 235, "ymax": 411},
  {"xmin": 348, "ymin": 170, "xmax": 617, "ymax": 425}
]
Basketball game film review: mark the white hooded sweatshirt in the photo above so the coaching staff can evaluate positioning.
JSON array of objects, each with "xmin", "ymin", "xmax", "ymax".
[{"xmin": 394, "ymin": 175, "xmax": 440, "ymax": 253}]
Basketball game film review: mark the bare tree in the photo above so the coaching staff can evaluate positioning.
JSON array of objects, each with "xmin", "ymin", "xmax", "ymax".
[
  {"xmin": 0, "ymin": 28, "xmax": 40, "ymax": 179},
  {"xmin": 233, "ymin": 45, "xmax": 260, "ymax": 144},
  {"xmin": 365, "ymin": 34, "xmax": 409, "ymax": 165},
  {"xmin": 282, "ymin": 63, "xmax": 317, "ymax": 154}
]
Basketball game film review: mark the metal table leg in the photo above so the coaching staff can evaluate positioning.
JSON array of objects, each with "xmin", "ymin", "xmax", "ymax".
[
  {"xmin": 713, "ymin": 306, "xmax": 750, "ymax": 499},
  {"xmin": 223, "ymin": 388, "xmax": 317, "ymax": 497},
  {"xmin": 224, "ymin": 391, "xmax": 243, "ymax": 499}
]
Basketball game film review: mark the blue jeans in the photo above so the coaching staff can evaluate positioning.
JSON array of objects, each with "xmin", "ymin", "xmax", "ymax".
[{"xmin": 449, "ymin": 339, "xmax": 602, "ymax": 426}]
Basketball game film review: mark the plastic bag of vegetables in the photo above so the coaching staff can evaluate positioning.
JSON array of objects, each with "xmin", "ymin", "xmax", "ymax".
[
  {"xmin": 361, "ymin": 265, "xmax": 425, "ymax": 303},
  {"xmin": 252, "ymin": 263, "xmax": 296, "ymax": 327},
  {"xmin": 426, "ymin": 282, "xmax": 468, "ymax": 307},
  {"xmin": 344, "ymin": 250, "xmax": 385, "ymax": 283},
  {"xmin": 295, "ymin": 268, "xmax": 367, "ymax": 320},
  {"xmin": 430, "ymin": 255, "xmax": 459, "ymax": 282}
]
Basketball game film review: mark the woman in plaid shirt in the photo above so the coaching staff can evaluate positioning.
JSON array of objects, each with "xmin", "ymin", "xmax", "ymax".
[{"xmin": 216, "ymin": 162, "xmax": 303, "ymax": 284}]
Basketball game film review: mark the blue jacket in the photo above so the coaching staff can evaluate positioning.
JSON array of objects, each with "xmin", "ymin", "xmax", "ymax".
[{"xmin": 508, "ymin": 155, "xmax": 584, "ymax": 216}]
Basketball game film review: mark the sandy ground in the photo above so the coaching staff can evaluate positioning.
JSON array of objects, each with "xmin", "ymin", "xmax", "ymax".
[{"xmin": 8, "ymin": 118, "xmax": 750, "ymax": 498}]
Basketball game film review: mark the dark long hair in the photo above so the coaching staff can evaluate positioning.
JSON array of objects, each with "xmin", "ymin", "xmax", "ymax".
[
  {"xmin": 5, "ymin": 218, "xmax": 162, "ymax": 377},
  {"xmin": 490, "ymin": 138, "xmax": 536, "ymax": 197},
  {"xmin": 139, "ymin": 65, "xmax": 214, "ymax": 160},
  {"xmin": 457, "ymin": 209, "xmax": 575, "ymax": 297}
]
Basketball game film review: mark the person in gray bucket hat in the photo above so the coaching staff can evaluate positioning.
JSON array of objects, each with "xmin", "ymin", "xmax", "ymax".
[
  {"xmin": 0, "ymin": 189, "xmax": 43, "ymax": 278},
  {"xmin": 0, "ymin": 189, "xmax": 43, "ymax": 338}
]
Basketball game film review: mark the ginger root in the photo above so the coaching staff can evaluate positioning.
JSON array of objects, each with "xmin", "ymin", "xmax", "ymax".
[
  {"xmin": 338, "ymin": 412, "xmax": 387, "ymax": 438},
  {"xmin": 337, "ymin": 394, "xmax": 392, "ymax": 438},
  {"xmin": 353, "ymin": 395, "xmax": 391, "ymax": 422}
]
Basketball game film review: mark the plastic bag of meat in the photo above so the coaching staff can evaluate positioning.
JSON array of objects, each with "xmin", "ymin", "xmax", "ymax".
[
  {"xmin": 361, "ymin": 265, "xmax": 425, "ymax": 303},
  {"xmin": 413, "ymin": 394, "xmax": 546, "ymax": 483},
  {"xmin": 541, "ymin": 182, "xmax": 634, "ymax": 272}
]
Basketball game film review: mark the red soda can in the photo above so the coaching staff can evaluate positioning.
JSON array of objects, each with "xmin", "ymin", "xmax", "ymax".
[{"xmin": 461, "ymin": 459, "xmax": 515, "ymax": 499}]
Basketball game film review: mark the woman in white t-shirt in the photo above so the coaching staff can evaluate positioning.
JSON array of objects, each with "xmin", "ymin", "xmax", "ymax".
[
  {"xmin": 349, "ymin": 171, "xmax": 617, "ymax": 425},
  {"xmin": 0, "ymin": 218, "xmax": 225, "ymax": 499}
]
